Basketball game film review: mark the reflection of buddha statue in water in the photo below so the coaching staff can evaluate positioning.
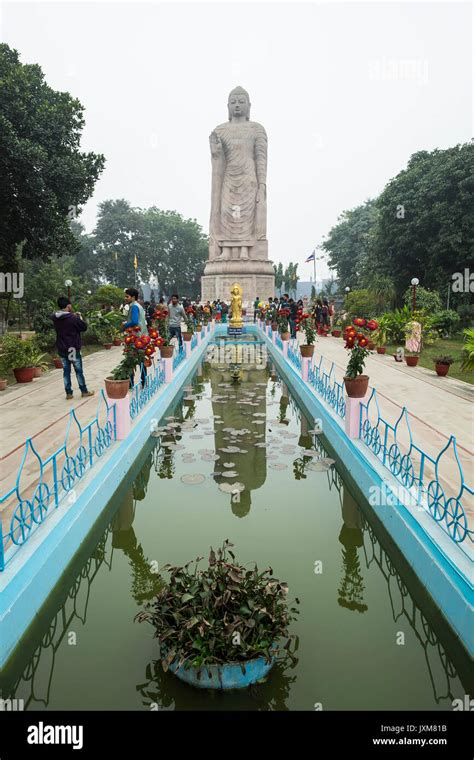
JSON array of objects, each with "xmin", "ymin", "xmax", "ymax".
[{"xmin": 209, "ymin": 362, "xmax": 268, "ymax": 517}]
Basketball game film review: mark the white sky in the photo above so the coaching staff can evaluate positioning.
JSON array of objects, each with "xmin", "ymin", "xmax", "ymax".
[{"xmin": 1, "ymin": 1, "xmax": 472, "ymax": 280}]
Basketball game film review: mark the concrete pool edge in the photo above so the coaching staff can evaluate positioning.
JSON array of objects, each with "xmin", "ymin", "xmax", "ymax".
[
  {"xmin": 257, "ymin": 327, "xmax": 473, "ymax": 657},
  {"xmin": 0, "ymin": 330, "xmax": 213, "ymax": 668}
]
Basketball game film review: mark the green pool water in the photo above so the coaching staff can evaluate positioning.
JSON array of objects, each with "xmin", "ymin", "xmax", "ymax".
[{"xmin": 3, "ymin": 358, "xmax": 471, "ymax": 710}]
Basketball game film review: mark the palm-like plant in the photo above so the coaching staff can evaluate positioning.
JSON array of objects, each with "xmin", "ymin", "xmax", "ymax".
[{"xmin": 461, "ymin": 328, "xmax": 474, "ymax": 371}]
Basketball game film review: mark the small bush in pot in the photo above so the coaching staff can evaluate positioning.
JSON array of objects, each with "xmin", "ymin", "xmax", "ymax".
[
  {"xmin": 343, "ymin": 317, "xmax": 378, "ymax": 397},
  {"xmin": 183, "ymin": 308, "xmax": 195, "ymax": 341},
  {"xmin": 135, "ymin": 539, "xmax": 299, "ymax": 688},
  {"xmin": 153, "ymin": 307, "xmax": 174, "ymax": 357},
  {"xmin": 277, "ymin": 307, "xmax": 291, "ymax": 340},
  {"xmin": 0, "ymin": 334, "xmax": 37, "ymax": 383},
  {"xmin": 296, "ymin": 311, "xmax": 316, "ymax": 357},
  {"xmin": 373, "ymin": 326, "xmax": 388, "ymax": 354},
  {"xmin": 433, "ymin": 355, "xmax": 454, "ymax": 377}
]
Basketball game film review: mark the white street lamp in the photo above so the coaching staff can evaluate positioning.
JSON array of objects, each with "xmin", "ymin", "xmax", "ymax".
[{"xmin": 410, "ymin": 277, "xmax": 419, "ymax": 311}]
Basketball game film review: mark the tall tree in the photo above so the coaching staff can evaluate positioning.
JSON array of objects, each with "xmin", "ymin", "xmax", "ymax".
[
  {"xmin": 0, "ymin": 44, "xmax": 105, "ymax": 269},
  {"xmin": 370, "ymin": 143, "xmax": 474, "ymax": 299},
  {"xmin": 274, "ymin": 262, "xmax": 284, "ymax": 294},
  {"xmin": 322, "ymin": 200, "xmax": 377, "ymax": 289}
]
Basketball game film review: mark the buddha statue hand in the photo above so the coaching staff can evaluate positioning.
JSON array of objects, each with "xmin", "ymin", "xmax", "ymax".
[
  {"xmin": 256, "ymin": 183, "xmax": 266, "ymax": 203},
  {"xmin": 209, "ymin": 131, "xmax": 223, "ymax": 158}
]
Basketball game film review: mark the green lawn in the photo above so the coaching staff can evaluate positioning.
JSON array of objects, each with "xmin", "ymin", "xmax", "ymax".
[{"xmin": 386, "ymin": 336, "xmax": 473, "ymax": 385}]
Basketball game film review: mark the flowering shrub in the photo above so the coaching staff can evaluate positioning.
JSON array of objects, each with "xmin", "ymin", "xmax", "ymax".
[
  {"xmin": 296, "ymin": 311, "xmax": 316, "ymax": 345},
  {"xmin": 277, "ymin": 307, "xmax": 291, "ymax": 335},
  {"xmin": 111, "ymin": 327, "xmax": 164, "ymax": 380},
  {"xmin": 344, "ymin": 317, "xmax": 378, "ymax": 378},
  {"xmin": 153, "ymin": 307, "xmax": 172, "ymax": 346}
]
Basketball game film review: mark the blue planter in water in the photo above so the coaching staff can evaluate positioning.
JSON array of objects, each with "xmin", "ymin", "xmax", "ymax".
[{"xmin": 168, "ymin": 653, "xmax": 275, "ymax": 690}]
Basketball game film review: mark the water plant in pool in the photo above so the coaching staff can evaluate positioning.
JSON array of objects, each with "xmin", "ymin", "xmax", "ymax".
[{"xmin": 135, "ymin": 539, "xmax": 299, "ymax": 685}]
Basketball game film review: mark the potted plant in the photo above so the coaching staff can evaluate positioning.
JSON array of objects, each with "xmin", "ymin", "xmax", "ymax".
[
  {"xmin": 0, "ymin": 335, "xmax": 37, "ymax": 383},
  {"xmin": 405, "ymin": 352, "xmax": 419, "ymax": 367},
  {"xmin": 29, "ymin": 343, "xmax": 49, "ymax": 378},
  {"xmin": 112, "ymin": 329, "xmax": 122, "ymax": 347},
  {"xmin": 194, "ymin": 304, "xmax": 203, "ymax": 333},
  {"xmin": 296, "ymin": 311, "xmax": 316, "ymax": 357},
  {"xmin": 373, "ymin": 326, "xmax": 388, "ymax": 354},
  {"xmin": 52, "ymin": 356, "xmax": 63, "ymax": 369},
  {"xmin": 183, "ymin": 308, "xmax": 195, "ymax": 341},
  {"xmin": 343, "ymin": 318, "xmax": 378, "ymax": 397},
  {"xmin": 153, "ymin": 307, "xmax": 174, "ymax": 358},
  {"xmin": 0, "ymin": 354, "xmax": 8, "ymax": 390},
  {"xmin": 105, "ymin": 327, "xmax": 163, "ymax": 398},
  {"xmin": 433, "ymin": 355, "xmax": 454, "ymax": 377},
  {"xmin": 135, "ymin": 540, "xmax": 299, "ymax": 690},
  {"xmin": 331, "ymin": 317, "xmax": 342, "ymax": 338},
  {"xmin": 278, "ymin": 307, "xmax": 291, "ymax": 341}
]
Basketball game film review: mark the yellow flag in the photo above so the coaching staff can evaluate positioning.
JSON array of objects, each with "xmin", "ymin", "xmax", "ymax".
[{"xmin": 133, "ymin": 255, "xmax": 138, "ymax": 270}]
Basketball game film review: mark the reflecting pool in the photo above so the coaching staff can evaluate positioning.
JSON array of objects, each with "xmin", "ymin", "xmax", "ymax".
[{"xmin": 2, "ymin": 356, "xmax": 471, "ymax": 710}]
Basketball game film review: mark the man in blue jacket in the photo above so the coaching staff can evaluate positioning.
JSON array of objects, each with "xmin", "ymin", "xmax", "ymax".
[{"xmin": 52, "ymin": 297, "xmax": 95, "ymax": 400}]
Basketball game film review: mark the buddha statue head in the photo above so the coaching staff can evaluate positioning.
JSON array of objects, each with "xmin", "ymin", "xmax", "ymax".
[{"xmin": 227, "ymin": 86, "xmax": 251, "ymax": 121}]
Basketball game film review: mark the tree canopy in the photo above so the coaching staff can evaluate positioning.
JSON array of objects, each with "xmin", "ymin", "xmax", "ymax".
[{"xmin": 0, "ymin": 44, "xmax": 105, "ymax": 269}]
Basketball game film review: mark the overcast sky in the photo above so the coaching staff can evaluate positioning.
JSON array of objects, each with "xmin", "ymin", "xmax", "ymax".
[{"xmin": 2, "ymin": 2, "xmax": 472, "ymax": 280}]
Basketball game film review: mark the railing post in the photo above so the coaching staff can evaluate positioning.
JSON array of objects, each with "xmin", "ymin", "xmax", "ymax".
[
  {"xmin": 345, "ymin": 392, "xmax": 370, "ymax": 439},
  {"xmin": 282, "ymin": 338, "xmax": 289, "ymax": 357},
  {"xmin": 105, "ymin": 393, "xmax": 131, "ymax": 440},
  {"xmin": 162, "ymin": 356, "xmax": 173, "ymax": 383},
  {"xmin": 184, "ymin": 339, "xmax": 192, "ymax": 359},
  {"xmin": 301, "ymin": 356, "xmax": 310, "ymax": 382}
]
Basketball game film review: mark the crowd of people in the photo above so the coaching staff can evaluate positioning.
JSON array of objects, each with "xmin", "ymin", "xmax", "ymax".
[
  {"xmin": 253, "ymin": 294, "xmax": 335, "ymax": 338},
  {"xmin": 51, "ymin": 289, "xmax": 334, "ymax": 399}
]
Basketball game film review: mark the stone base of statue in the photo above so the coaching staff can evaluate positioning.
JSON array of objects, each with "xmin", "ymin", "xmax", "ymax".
[{"xmin": 201, "ymin": 257, "xmax": 275, "ymax": 306}]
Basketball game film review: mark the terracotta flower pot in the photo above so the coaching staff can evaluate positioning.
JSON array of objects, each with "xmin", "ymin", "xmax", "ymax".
[
  {"xmin": 33, "ymin": 367, "xmax": 42, "ymax": 378},
  {"xmin": 144, "ymin": 358, "xmax": 152, "ymax": 368},
  {"xmin": 271, "ymin": 322, "xmax": 278, "ymax": 331},
  {"xmin": 182, "ymin": 332, "xmax": 193, "ymax": 342},
  {"xmin": 196, "ymin": 324, "xmax": 202, "ymax": 332},
  {"xmin": 280, "ymin": 332, "xmax": 290, "ymax": 341},
  {"xmin": 104, "ymin": 377, "xmax": 130, "ymax": 399},
  {"xmin": 435, "ymin": 363, "xmax": 450, "ymax": 376},
  {"xmin": 0, "ymin": 379, "xmax": 7, "ymax": 391},
  {"xmin": 13, "ymin": 367, "xmax": 35, "ymax": 383},
  {"xmin": 344, "ymin": 374, "xmax": 369, "ymax": 398},
  {"xmin": 53, "ymin": 357, "xmax": 63, "ymax": 369},
  {"xmin": 265, "ymin": 320, "xmax": 272, "ymax": 326},
  {"xmin": 376, "ymin": 347, "xmax": 386, "ymax": 354},
  {"xmin": 103, "ymin": 343, "xmax": 113, "ymax": 350},
  {"xmin": 300, "ymin": 344, "xmax": 315, "ymax": 358},
  {"xmin": 368, "ymin": 341, "xmax": 376, "ymax": 350},
  {"xmin": 332, "ymin": 330, "xmax": 341, "ymax": 337},
  {"xmin": 160, "ymin": 345, "xmax": 174, "ymax": 359},
  {"xmin": 405, "ymin": 356, "xmax": 419, "ymax": 367},
  {"xmin": 113, "ymin": 338, "xmax": 122, "ymax": 346}
]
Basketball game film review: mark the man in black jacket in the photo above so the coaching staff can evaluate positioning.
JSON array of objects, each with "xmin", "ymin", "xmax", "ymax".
[{"xmin": 52, "ymin": 297, "xmax": 94, "ymax": 400}]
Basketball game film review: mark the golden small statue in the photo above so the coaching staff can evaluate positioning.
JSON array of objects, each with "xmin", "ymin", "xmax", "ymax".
[{"xmin": 229, "ymin": 282, "xmax": 243, "ymax": 328}]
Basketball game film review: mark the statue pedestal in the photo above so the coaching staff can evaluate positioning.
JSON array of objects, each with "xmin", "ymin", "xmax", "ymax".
[{"xmin": 201, "ymin": 259, "xmax": 275, "ymax": 305}]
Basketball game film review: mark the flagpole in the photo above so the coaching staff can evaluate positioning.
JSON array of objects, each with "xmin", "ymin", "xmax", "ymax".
[{"xmin": 313, "ymin": 251, "xmax": 316, "ymax": 291}]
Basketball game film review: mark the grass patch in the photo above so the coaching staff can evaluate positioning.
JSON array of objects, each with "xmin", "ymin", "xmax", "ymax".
[{"xmin": 386, "ymin": 336, "xmax": 473, "ymax": 385}]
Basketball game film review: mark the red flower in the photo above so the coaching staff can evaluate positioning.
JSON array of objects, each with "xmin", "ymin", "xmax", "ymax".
[
  {"xmin": 353, "ymin": 317, "xmax": 366, "ymax": 327},
  {"xmin": 149, "ymin": 329, "xmax": 158, "ymax": 339},
  {"xmin": 133, "ymin": 325, "xmax": 141, "ymax": 332},
  {"xmin": 367, "ymin": 319, "xmax": 378, "ymax": 331},
  {"xmin": 345, "ymin": 337, "xmax": 355, "ymax": 348},
  {"xmin": 358, "ymin": 337, "xmax": 369, "ymax": 347},
  {"xmin": 124, "ymin": 336, "xmax": 133, "ymax": 345}
]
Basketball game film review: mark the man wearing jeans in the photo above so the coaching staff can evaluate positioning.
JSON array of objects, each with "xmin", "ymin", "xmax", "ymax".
[
  {"xmin": 168, "ymin": 294, "xmax": 186, "ymax": 349},
  {"xmin": 52, "ymin": 297, "xmax": 94, "ymax": 400}
]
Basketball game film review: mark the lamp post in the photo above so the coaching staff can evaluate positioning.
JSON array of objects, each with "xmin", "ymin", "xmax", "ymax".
[
  {"xmin": 410, "ymin": 277, "xmax": 419, "ymax": 312},
  {"xmin": 65, "ymin": 279, "xmax": 72, "ymax": 301}
]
